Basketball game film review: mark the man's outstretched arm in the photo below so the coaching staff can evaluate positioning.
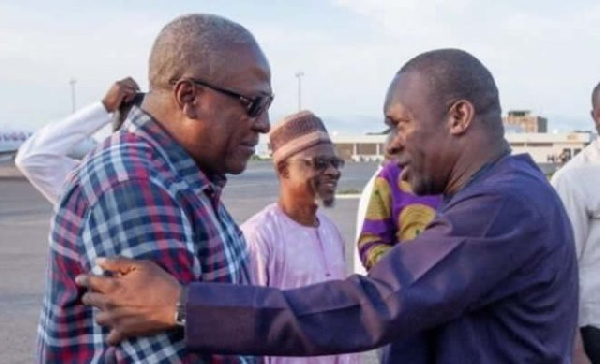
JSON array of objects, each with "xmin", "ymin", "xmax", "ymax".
[{"xmin": 77, "ymin": 191, "xmax": 548, "ymax": 356}]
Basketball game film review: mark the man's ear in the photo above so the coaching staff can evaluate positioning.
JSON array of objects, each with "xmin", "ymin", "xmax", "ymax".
[
  {"xmin": 448, "ymin": 100, "xmax": 474, "ymax": 136},
  {"xmin": 174, "ymin": 81, "xmax": 198, "ymax": 119}
]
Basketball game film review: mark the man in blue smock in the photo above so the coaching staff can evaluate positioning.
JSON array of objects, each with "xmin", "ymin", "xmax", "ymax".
[{"xmin": 76, "ymin": 48, "xmax": 579, "ymax": 364}]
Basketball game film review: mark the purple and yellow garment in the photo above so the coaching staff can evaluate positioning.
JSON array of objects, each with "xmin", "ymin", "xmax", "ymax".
[{"xmin": 358, "ymin": 162, "xmax": 441, "ymax": 270}]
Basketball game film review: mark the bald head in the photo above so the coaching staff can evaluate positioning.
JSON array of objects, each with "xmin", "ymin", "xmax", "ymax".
[
  {"xmin": 592, "ymin": 82, "xmax": 600, "ymax": 110},
  {"xmin": 400, "ymin": 49, "xmax": 502, "ymax": 127},
  {"xmin": 148, "ymin": 14, "xmax": 257, "ymax": 89}
]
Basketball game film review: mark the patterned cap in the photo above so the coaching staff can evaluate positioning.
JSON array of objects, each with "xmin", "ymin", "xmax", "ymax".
[{"xmin": 270, "ymin": 110, "xmax": 332, "ymax": 163}]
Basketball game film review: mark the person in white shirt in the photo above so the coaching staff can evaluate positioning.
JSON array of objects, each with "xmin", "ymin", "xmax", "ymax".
[
  {"xmin": 353, "ymin": 165, "xmax": 381, "ymax": 275},
  {"xmin": 15, "ymin": 77, "xmax": 141, "ymax": 204},
  {"xmin": 241, "ymin": 110, "xmax": 360, "ymax": 364},
  {"xmin": 552, "ymin": 82, "xmax": 600, "ymax": 363}
]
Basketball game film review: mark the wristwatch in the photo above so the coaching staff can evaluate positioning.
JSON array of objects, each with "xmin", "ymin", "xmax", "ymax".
[{"xmin": 175, "ymin": 286, "xmax": 188, "ymax": 328}]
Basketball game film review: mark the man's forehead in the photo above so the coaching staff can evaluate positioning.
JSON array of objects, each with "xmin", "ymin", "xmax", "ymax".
[
  {"xmin": 391, "ymin": 72, "xmax": 430, "ymax": 97},
  {"xmin": 384, "ymin": 71, "xmax": 429, "ymax": 114},
  {"xmin": 211, "ymin": 42, "xmax": 269, "ymax": 76}
]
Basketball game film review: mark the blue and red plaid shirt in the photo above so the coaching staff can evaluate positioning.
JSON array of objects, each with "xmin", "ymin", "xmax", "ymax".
[{"xmin": 37, "ymin": 108, "xmax": 256, "ymax": 363}]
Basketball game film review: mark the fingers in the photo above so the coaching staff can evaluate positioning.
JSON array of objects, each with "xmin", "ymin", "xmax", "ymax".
[
  {"xmin": 97, "ymin": 256, "xmax": 138, "ymax": 275},
  {"xmin": 81, "ymin": 290, "xmax": 113, "ymax": 309},
  {"xmin": 107, "ymin": 329, "xmax": 124, "ymax": 346},
  {"xmin": 117, "ymin": 77, "xmax": 140, "ymax": 91},
  {"xmin": 76, "ymin": 273, "xmax": 119, "ymax": 293},
  {"xmin": 103, "ymin": 77, "xmax": 139, "ymax": 112}
]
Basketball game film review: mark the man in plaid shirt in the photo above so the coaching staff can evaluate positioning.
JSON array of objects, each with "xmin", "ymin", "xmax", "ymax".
[{"xmin": 37, "ymin": 14, "xmax": 273, "ymax": 363}]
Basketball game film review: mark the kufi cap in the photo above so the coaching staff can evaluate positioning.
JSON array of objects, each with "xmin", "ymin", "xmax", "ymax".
[{"xmin": 270, "ymin": 110, "xmax": 331, "ymax": 163}]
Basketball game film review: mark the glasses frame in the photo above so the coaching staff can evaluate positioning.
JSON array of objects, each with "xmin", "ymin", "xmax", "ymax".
[
  {"xmin": 177, "ymin": 78, "xmax": 273, "ymax": 117},
  {"xmin": 287, "ymin": 157, "xmax": 345, "ymax": 173}
]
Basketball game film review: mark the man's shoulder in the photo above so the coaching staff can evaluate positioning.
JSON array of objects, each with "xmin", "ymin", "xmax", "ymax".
[
  {"xmin": 241, "ymin": 204, "xmax": 280, "ymax": 232},
  {"xmin": 315, "ymin": 210, "xmax": 338, "ymax": 229},
  {"xmin": 460, "ymin": 155, "xmax": 558, "ymax": 220},
  {"xmin": 553, "ymin": 143, "xmax": 600, "ymax": 182},
  {"xmin": 316, "ymin": 210, "xmax": 345, "ymax": 241},
  {"xmin": 65, "ymin": 132, "xmax": 163, "ymax": 203},
  {"xmin": 88, "ymin": 133, "xmax": 153, "ymax": 175}
]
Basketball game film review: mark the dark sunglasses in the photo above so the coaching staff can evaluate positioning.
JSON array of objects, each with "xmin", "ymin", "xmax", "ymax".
[
  {"xmin": 176, "ymin": 78, "xmax": 273, "ymax": 117},
  {"xmin": 288, "ymin": 157, "xmax": 345, "ymax": 173}
]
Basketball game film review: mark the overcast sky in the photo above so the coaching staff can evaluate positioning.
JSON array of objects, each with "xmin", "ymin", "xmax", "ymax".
[{"xmin": 1, "ymin": 0, "xmax": 599, "ymax": 132}]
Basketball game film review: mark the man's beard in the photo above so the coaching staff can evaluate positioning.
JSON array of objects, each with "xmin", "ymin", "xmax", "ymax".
[{"xmin": 313, "ymin": 179, "xmax": 335, "ymax": 208}]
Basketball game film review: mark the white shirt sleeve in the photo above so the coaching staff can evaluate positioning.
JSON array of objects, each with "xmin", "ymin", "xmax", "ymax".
[
  {"xmin": 15, "ymin": 102, "xmax": 112, "ymax": 204},
  {"xmin": 355, "ymin": 168, "xmax": 381, "ymax": 242},
  {"xmin": 551, "ymin": 170, "xmax": 589, "ymax": 261},
  {"xmin": 353, "ymin": 166, "xmax": 381, "ymax": 275}
]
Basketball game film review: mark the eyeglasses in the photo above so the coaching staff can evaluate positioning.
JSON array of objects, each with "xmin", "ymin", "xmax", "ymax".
[
  {"xmin": 287, "ymin": 157, "xmax": 345, "ymax": 173},
  {"xmin": 178, "ymin": 78, "xmax": 274, "ymax": 117}
]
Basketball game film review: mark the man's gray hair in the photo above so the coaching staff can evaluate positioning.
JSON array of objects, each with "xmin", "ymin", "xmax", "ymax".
[{"xmin": 148, "ymin": 14, "xmax": 257, "ymax": 89}]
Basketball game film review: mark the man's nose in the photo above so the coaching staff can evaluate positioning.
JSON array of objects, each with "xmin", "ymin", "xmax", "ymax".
[
  {"xmin": 386, "ymin": 131, "xmax": 404, "ymax": 157},
  {"xmin": 253, "ymin": 112, "xmax": 270, "ymax": 134},
  {"xmin": 324, "ymin": 162, "xmax": 342, "ymax": 177}
]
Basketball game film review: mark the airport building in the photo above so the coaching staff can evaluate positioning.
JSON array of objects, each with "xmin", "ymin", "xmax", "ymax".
[
  {"xmin": 331, "ymin": 131, "xmax": 593, "ymax": 164},
  {"xmin": 502, "ymin": 110, "xmax": 548, "ymax": 133}
]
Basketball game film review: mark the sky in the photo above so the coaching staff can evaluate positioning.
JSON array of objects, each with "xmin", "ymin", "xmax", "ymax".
[{"xmin": 1, "ymin": 0, "xmax": 599, "ymax": 133}]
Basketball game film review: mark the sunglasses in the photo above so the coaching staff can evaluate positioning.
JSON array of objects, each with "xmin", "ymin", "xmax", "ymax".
[
  {"xmin": 178, "ymin": 78, "xmax": 274, "ymax": 118},
  {"xmin": 288, "ymin": 157, "xmax": 345, "ymax": 173}
]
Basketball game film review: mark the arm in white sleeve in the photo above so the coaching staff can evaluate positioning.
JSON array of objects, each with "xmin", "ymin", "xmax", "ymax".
[
  {"xmin": 15, "ymin": 102, "xmax": 112, "ymax": 204},
  {"xmin": 355, "ymin": 166, "xmax": 382, "ymax": 242},
  {"xmin": 551, "ymin": 171, "xmax": 589, "ymax": 261},
  {"xmin": 353, "ymin": 167, "xmax": 381, "ymax": 275}
]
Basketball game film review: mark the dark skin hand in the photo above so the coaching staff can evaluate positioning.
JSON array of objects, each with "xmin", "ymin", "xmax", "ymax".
[
  {"xmin": 102, "ymin": 77, "xmax": 140, "ymax": 113},
  {"xmin": 75, "ymin": 257, "xmax": 182, "ymax": 346}
]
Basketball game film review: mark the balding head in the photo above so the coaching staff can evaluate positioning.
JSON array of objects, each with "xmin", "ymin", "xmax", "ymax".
[
  {"xmin": 591, "ymin": 81, "xmax": 600, "ymax": 135},
  {"xmin": 148, "ymin": 14, "xmax": 257, "ymax": 89},
  {"xmin": 592, "ymin": 82, "xmax": 600, "ymax": 110},
  {"xmin": 400, "ymin": 49, "xmax": 502, "ymax": 130}
]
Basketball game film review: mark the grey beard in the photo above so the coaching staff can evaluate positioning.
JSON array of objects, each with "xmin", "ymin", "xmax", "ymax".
[{"xmin": 315, "ymin": 182, "xmax": 335, "ymax": 208}]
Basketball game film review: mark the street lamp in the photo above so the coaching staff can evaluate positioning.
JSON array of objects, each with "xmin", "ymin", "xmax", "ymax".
[
  {"xmin": 69, "ymin": 78, "xmax": 77, "ymax": 113},
  {"xmin": 295, "ymin": 71, "xmax": 304, "ymax": 111}
]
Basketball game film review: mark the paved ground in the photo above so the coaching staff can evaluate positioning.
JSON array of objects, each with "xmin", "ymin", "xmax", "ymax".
[{"xmin": 0, "ymin": 161, "xmax": 379, "ymax": 363}]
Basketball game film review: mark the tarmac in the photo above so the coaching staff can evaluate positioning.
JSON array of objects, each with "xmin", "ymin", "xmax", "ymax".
[{"xmin": 0, "ymin": 160, "xmax": 379, "ymax": 363}]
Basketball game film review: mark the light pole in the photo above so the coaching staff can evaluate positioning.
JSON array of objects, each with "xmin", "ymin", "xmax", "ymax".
[
  {"xmin": 295, "ymin": 71, "xmax": 304, "ymax": 111},
  {"xmin": 69, "ymin": 78, "xmax": 77, "ymax": 113}
]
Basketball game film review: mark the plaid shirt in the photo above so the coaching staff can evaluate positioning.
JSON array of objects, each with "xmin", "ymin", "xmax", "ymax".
[{"xmin": 37, "ymin": 108, "xmax": 256, "ymax": 364}]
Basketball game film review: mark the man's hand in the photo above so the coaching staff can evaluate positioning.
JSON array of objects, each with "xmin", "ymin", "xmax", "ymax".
[
  {"xmin": 75, "ymin": 257, "xmax": 182, "ymax": 346},
  {"xmin": 102, "ymin": 77, "xmax": 140, "ymax": 113}
]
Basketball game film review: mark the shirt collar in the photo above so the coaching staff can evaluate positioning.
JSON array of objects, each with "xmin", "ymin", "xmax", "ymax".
[
  {"xmin": 441, "ymin": 150, "xmax": 511, "ymax": 206},
  {"xmin": 122, "ymin": 107, "xmax": 227, "ymax": 198}
]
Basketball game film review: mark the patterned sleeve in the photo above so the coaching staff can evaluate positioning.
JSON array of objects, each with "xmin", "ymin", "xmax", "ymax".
[
  {"xmin": 357, "ymin": 175, "xmax": 395, "ymax": 271},
  {"xmin": 82, "ymin": 177, "xmax": 200, "ymax": 280},
  {"xmin": 79, "ymin": 177, "xmax": 201, "ymax": 360}
]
